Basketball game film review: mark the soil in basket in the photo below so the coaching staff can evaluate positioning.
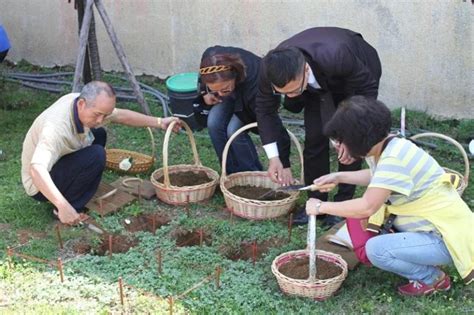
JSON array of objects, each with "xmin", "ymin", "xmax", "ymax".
[
  {"xmin": 155, "ymin": 171, "xmax": 212, "ymax": 186},
  {"xmin": 124, "ymin": 213, "xmax": 171, "ymax": 233},
  {"xmin": 172, "ymin": 228, "xmax": 212, "ymax": 247},
  {"xmin": 279, "ymin": 256, "xmax": 342, "ymax": 280},
  {"xmin": 92, "ymin": 234, "xmax": 139, "ymax": 256},
  {"xmin": 228, "ymin": 185, "xmax": 290, "ymax": 201}
]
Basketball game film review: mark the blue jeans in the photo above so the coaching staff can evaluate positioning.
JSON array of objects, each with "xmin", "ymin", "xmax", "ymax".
[
  {"xmin": 366, "ymin": 232, "xmax": 453, "ymax": 285},
  {"xmin": 207, "ymin": 101, "xmax": 262, "ymax": 174}
]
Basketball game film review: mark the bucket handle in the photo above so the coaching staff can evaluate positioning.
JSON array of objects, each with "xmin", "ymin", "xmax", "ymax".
[
  {"xmin": 220, "ymin": 122, "xmax": 304, "ymax": 184},
  {"xmin": 162, "ymin": 120, "xmax": 202, "ymax": 188}
]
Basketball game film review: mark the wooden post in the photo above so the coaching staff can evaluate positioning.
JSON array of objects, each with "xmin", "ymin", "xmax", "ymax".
[
  {"xmin": 6, "ymin": 246, "xmax": 13, "ymax": 269},
  {"xmin": 229, "ymin": 207, "xmax": 234, "ymax": 225},
  {"xmin": 252, "ymin": 240, "xmax": 257, "ymax": 266},
  {"xmin": 156, "ymin": 250, "xmax": 162, "ymax": 274},
  {"xmin": 118, "ymin": 277, "xmax": 124, "ymax": 306},
  {"xmin": 151, "ymin": 215, "xmax": 156, "ymax": 235},
  {"xmin": 199, "ymin": 229, "xmax": 203, "ymax": 247},
  {"xmin": 55, "ymin": 224, "xmax": 63, "ymax": 249},
  {"xmin": 215, "ymin": 266, "xmax": 221, "ymax": 289},
  {"xmin": 108, "ymin": 235, "xmax": 113, "ymax": 259},
  {"xmin": 75, "ymin": 0, "xmax": 92, "ymax": 84},
  {"xmin": 57, "ymin": 258, "xmax": 64, "ymax": 283},
  {"xmin": 168, "ymin": 296, "xmax": 174, "ymax": 315},
  {"xmin": 72, "ymin": 0, "xmax": 94, "ymax": 92},
  {"xmin": 94, "ymin": 0, "xmax": 151, "ymax": 115}
]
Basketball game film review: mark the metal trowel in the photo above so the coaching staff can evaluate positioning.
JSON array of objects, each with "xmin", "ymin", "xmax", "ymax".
[{"xmin": 257, "ymin": 183, "xmax": 336, "ymax": 200}]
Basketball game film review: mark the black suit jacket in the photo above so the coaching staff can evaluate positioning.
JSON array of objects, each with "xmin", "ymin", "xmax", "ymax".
[{"xmin": 256, "ymin": 27, "xmax": 382, "ymax": 161}]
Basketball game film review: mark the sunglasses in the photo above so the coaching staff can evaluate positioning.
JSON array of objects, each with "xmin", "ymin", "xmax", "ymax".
[{"xmin": 205, "ymin": 84, "xmax": 233, "ymax": 97}]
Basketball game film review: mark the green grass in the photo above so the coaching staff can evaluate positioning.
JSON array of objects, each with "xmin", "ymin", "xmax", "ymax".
[{"xmin": 0, "ymin": 63, "xmax": 473, "ymax": 313}]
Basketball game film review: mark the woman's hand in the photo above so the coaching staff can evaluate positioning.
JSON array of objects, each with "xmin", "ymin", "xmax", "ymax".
[
  {"xmin": 330, "ymin": 140, "xmax": 356, "ymax": 165},
  {"xmin": 203, "ymin": 93, "xmax": 221, "ymax": 105},
  {"xmin": 313, "ymin": 173, "xmax": 339, "ymax": 192},
  {"xmin": 306, "ymin": 198, "xmax": 323, "ymax": 216}
]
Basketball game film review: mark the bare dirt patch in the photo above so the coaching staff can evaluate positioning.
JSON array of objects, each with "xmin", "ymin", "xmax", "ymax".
[
  {"xmin": 171, "ymin": 228, "xmax": 212, "ymax": 247},
  {"xmin": 124, "ymin": 213, "xmax": 171, "ymax": 233},
  {"xmin": 92, "ymin": 234, "xmax": 139, "ymax": 256},
  {"xmin": 222, "ymin": 238, "xmax": 286, "ymax": 261}
]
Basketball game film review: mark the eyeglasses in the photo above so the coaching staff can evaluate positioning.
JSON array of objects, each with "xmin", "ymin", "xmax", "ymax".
[
  {"xmin": 205, "ymin": 84, "xmax": 233, "ymax": 97},
  {"xmin": 271, "ymin": 71, "xmax": 306, "ymax": 97}
]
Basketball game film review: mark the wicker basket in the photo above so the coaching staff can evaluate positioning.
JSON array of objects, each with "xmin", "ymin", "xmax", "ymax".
[
  {"xmin": 410, "ymin": 132, "xmax": 470, "ymax": 195},
  {"xmin": 271, "ymin": 249, "xmax": 348, "ymax": 301},
  {"xmin": 220, "ymin": 122, "xmax": 304, "ymax": 220},
  {"xmin": 106, "ymin": 127, "xmax": 155, "ymax": 174},
  {"xmin": 151, "ymin": 121, "xmax": 219, "ymax": 205}
]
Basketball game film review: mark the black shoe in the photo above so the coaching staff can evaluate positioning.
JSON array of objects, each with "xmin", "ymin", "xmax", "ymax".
[
  {"xmin": 291, "ymin": 207, "xmax": 309, "ymax": 226},
  {"xmin": 322, "ymin": 215, "xmax": 343, "ymax": 228}
]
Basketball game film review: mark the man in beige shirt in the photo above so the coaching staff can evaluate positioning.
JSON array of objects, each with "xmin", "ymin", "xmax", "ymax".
[{"xmin": 22, "ymin": 81, "xmax": 181, "ymax": 225}]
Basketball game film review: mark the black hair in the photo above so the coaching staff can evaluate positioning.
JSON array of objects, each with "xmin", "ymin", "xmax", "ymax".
[
  {"xmin": 262, "ymin": 46, "xmax": 305, "ymax": 87},
  {"xmin": 324, "ymin": 96, "xmax": 392, "ymax": 158},
  {"xmin": 199, "ymin": 53, "xmax": 246, "ymax": 85}
]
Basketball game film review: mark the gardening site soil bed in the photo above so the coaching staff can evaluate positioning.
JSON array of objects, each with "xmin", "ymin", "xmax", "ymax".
[
  {"xmin": 93, "ymin": 235, "xmax": 139, "ymax": 256},
  {"xmin": 228, "ymin": 185, "xmax": 290, "ymax": 201},
  {"xmin": 155, "ymin": 171, "xmax": 212, "ymax": 186},
  {"xmin": 278, "ymin": 256, "xmax": 342, "ymax": 280},
  {"xmin": 223, "ymin": 238, "xmax": 286, "ymax": 261},
  {"xmin": 124, "ymin": 213, "xmax": 171, "ymax": 233},
  {"xmin": 171, "ymin": 228, "xmax": 212, "ymax": 247}
]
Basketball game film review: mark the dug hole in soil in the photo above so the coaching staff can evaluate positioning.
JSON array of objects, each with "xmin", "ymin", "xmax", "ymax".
[
  {"xmin": 222, "ymin": 238, "xmax": 286, "ymax": 261},
  {"xmin": 171, "ymin": 228, "xmax": 212, "ymax": 247},
  {"xmin": 228, "ymin": 185, "xmax": 290, "ymax": 201},
  {"xmin": 279, "ymin": 256, "xmax": 342, "ymax": 280},
  {"xmin": 155, "ymin": 171, "xmax": 212, "ymax": 186},
  {"xmin": 89, "ymin": 234, "xmax": 139, "ymax": 256},
  {"xmin": 124, "ymin": 213, "xmax": 171, "ymax": 233}
]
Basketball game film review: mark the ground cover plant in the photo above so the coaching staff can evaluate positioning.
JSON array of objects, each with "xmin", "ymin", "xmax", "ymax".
[{"xmin": 0, "ymin": 62, "xmax": 473, "ymax": 314}]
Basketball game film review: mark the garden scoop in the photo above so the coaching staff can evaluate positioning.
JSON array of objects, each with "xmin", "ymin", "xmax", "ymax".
[
  {"xmin": 257, "ymin": 183, "xmax": 336, "ymax": 200},
  {"xmin": 79, "ymin": 218, "xmax": 105, "ymax": 234}
]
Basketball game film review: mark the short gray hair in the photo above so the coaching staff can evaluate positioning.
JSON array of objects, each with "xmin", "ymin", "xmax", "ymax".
[{"xmin": 79, "ymin": 81, "xmax": 116, "ymax": 107}]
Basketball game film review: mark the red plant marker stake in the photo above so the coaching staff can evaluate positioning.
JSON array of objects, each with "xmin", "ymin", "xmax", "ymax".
[
  {"xmin": 118, "ymin": 277, "xmax": 124, "ymax": 306},
  {"xmin": 57, "ymin": 258, "xmax": 64, "ymax": 283},
  {"xmin": 252, "ymin": 240, "xmax": 257, "ymax": 266},
  {"xmin": 199, "ymin": 229, "xmax": 203, "ymax": 247},
  {"xmin": 108, "ymin": 235, "xmax": 113, "ymax": 259},
  {"xmin": 152, "ymin": 215, "xmax": 156, "ymax": 235},
  {"xmin": 137, "ymin": 183, "xmax": 142, "ymax": 204},
  {"xmin": 6, "ymin": 246, "xmax": 13, "ymax": 269},
  {"xmin": 55, "ymin": 224, "xmax": 63, "ymax": 249},
  {"xmin": 157, "ymin": 250, "xmax": 162, "ymax": 274},
  {"xmin": 215, "ymin": 265, "xmax": 221, "ymax": 289},
  {"xmin": 288, "ymin": 213, "xmax": 293, "ymax": 242},
  {"xmin": 168, "ymin": 296, "xmax": 174, "ymax": 315},
  {"xmin": 229, "ymin": 207, "xmax": 234, "ymax": 225}
]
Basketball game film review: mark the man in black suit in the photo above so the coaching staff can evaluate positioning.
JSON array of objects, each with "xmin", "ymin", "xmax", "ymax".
[{"xmin": 256, "ymin": 27, "xmax": 382, "ymax": 226}]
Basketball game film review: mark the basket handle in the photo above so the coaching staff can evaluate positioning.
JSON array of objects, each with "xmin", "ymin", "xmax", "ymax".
[
  {"xmin": 307, "ymin": 215, "xmax": 317, "ymax": 282},
  {"xmin": 162, "ymin": 120, "xmax": 202, "ymax": 187},
  {"xmin": 146, "ymin": 127, "xmax": 156, "ymax": 163},
  {"xmin": 220, "ymin": 122, "xmax": 304, "ymax": 183},
  {"xmin": 410, "ymin": 132, "xmax": 470, "ymax": 184}
]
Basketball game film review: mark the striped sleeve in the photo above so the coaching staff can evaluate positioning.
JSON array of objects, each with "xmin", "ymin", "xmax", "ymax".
[{"xmin": 369, "ymin": 156, "xmax": 414, "ymax": 196}]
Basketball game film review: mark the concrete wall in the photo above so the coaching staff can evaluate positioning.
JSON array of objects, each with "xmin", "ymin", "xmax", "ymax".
[{"xmin": 1, "ymin": 0, "xmax": 472, "ymax": 118}]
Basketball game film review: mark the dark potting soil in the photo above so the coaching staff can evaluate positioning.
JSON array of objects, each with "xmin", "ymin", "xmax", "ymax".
[
  {"xmin": 278, "ymin": 256, "xmax": 343, "ymax": 280},
  {"xmin": 93, "ymin": 234, "xmax": 139, "ymax": 256},
  {"xmin": 155, "ymin": 171, "xmax": 212, "ymax": 186},
  {"xmin": 223, "ymin": 238, "xmax": 286, "ymax": 261},
  {"xmin": 124, "ymin": 213, "xmax": 171, "ymax": 233},
  {"xmin": 228, "ymin": 185, "xmax": 290, "ymax": 201}
]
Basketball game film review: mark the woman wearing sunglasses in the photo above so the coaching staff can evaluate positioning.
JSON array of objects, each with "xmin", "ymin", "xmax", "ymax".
[{"xmin": 194, "ymin": 46, "xmax": 271, "ymax": 174}]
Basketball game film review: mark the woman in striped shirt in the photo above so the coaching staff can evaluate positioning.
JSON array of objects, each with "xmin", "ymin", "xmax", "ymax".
[{"xmin": 306, "ymin": 95, "xmax": 473, "ymax": 296}]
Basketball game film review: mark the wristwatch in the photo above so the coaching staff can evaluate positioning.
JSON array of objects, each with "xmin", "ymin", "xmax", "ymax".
[{"xmin": 315, "ymin": 201, "xmax": 322, "ymax": 215}]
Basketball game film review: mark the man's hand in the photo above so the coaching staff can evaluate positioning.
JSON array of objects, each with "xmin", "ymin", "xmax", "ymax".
[
  {"xmin": 54, "ymin": 203, "xmax": 81, "ymax": 225},
  {"xmin": 161, "ymin": 117, "xmax": 182, "ymax": 132},
  {"xmin": 268, "ymin": 157, "xmax": 293, "ymax": 185},
  {"xmin": 331, "ymin": 140, "xmax": 356, "ymax": 165},
  {"xmin": 203, "ymin": 93, "xmax": 221, "ymax": 105}
]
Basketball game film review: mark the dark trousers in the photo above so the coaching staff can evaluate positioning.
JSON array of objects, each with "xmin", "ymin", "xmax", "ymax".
[
  {"xmin": 0, "ymin": 49, "xmax": 8, "ymax": 63},
  {"xmin": 303, "ymin": 94, "xmax": 362, "ymax": 201},
  {"xmin": 33, "ymin": 128, "xmax": 107, "ymax": 211}
]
